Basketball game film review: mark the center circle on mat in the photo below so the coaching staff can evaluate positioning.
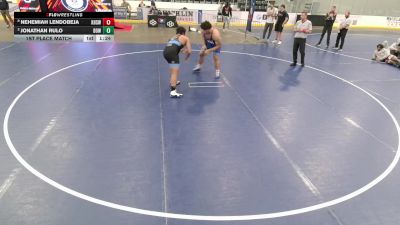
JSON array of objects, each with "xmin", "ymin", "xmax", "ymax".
[{"xmin": 3, "ymin": 50, "xmax": 400, "ymax": 221}]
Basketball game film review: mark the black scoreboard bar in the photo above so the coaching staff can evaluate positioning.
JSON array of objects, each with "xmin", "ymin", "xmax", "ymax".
[
  {"xmin": 14, "ymin": 12, "xmax": 114, "ymax": 42},
  {"xmin": 15, "ymin": 26, "xmax": 105, "ymax": 34}
]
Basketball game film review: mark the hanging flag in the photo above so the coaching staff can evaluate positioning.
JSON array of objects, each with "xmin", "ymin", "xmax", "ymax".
[{"xmin": 246, "ymin": 0, "xmax": 256, "ymax": 32}]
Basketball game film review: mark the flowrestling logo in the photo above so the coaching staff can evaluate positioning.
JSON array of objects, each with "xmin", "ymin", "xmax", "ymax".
[{"xmin": 61, "ymin": 0, "xmax": 88, "ymax": 12}]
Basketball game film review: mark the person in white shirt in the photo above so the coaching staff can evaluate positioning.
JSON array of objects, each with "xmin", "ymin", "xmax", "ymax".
[
  {"xmin": 291, "ymin": 12, "xmax": 312, "ymax": 67},
  {"xmin": 372, "ymin": 44, "xmax": 391, "ymax": 62},
  {"xmin": 262, "ymin": 4, "xmax": 277, "ymax": 41},
  {"xmin": 333, "ymin": 11, "xmax": 351, "ymax": 51},
  {"xmin": 217, "ymin": 3, "xmax": 223, "ymax": 16}
]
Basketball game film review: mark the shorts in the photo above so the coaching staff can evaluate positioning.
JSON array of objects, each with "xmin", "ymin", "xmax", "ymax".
[
  {"xmin": 0, "ymin": 9, "xmax": 9, "ymax": 15},
  {"xmin": 210, "ymin": 48, "xmax": 221, "ymax": 55},
  {"xmin": 163, "ymin": 46, "xmax": 180, "ymax": 68},
  {"xmin": 205, "ymin": 43, "xmax": 221, "ymax": 54},
  {"xmin": 223, "ymin": 16, "xmax": 230, "ymax": 23},
  {"xmin": 275, "ymin": 23, "xmax": 284, "ymax": 32}
]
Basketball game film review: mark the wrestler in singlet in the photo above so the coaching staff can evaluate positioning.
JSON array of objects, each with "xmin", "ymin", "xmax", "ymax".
[{"xmin": 203, "ymin": 28, "xmax": 221, "ymax": 54}]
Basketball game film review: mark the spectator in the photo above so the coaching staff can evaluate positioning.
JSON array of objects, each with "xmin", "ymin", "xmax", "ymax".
[
  {"xmin": 138, "ymin": 0, "xmax": 145, "ymax": 8},
  {"xmin": 120, "ymin": 0, "xmax": 132, "ymax": 19},
  {"xmin": 262, "ymin": 3, "xmax": 278, "ymax": 42},
  {"xmin": 150, "ymin": 0, "xmax": 157, "ymax": 14},
  {"xmin": 316, "ymin": 5, "xmax": 337, "ymax": 48},
  {"xmin": 333, "ymin": 10, "xmax": 351, "ymax": 51},
  {"xmin": 389, "ymin": 38, "xmax": 400, "ymax": 57},
  {"xmin": 372, "ymin": 43, "xmax": 400, "ymax": 68},
  {"xmin": 217, "ymin": 3, "xmax": 223, "ymax": 23},
  {"xmin": 218, "ymin": 3, "xmax": 223, "ymax": 16},
  {"xmin": 0, "ymin": 0, "xmax": 13, "ymax": 29},
  {"xmin": 222, "ymin": 2, "xmax": 232, "ymax": 31},
  {"xmin": 372, "ymin": 44, "xmax": 390, "ymax": 62},
  {"xmin": 272, "ymin": 4, "xmax": 289, "ymax": 46}
]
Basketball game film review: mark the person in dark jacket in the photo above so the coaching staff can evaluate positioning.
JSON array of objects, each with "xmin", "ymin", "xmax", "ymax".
[
  {"xmin": 0, "ymin": 0, "xmax": 13, "ymax": 28},
  {"xmin": 222, "ymin": 2, "xmax": 232, "ymax": 31},
  {"xmin": 316, "ymin": 5, "xmax": 337, "ymax": 48}
]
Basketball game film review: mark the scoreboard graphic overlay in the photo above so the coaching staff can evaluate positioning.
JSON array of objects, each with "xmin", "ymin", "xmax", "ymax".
[
  {"xmin": 18, "ymin": 0, "xmax": 113, "ymax": 12},
  {"xmin": 14, "ymin": 12, "xmax": 114, "ymax": 42}
]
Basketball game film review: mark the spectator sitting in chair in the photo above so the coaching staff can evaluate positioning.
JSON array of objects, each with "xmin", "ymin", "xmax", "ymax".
[{"xmin": 121, "ymin": 0, "xmax": 132, "ymax": 19}]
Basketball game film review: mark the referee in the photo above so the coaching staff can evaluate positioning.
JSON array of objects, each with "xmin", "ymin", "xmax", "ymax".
[
  {"xmin": 333, "ymin": 11, "xmax": 351, "ymax": 51},
  {"xmin": 291, "ymin": 12, "xmax": 312, "ymax": 67}
]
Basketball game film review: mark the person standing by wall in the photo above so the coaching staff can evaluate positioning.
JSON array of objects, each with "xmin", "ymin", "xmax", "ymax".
[
  {"xmin": 0, "ymin": 0, "xmax": 13, "ymax": 29},
  {"xmin": 333, "ymin": 11, "xmax": 351, "ymax": 52},
  {"xmin": 272, "ymin": 4, "xmax": 289, "ymax": 46},
  {"xmin": 316, "ymin": 5, "xmax": 337, "ymax": 48},
  {"xmin": 217, "ymin": 2, "xmax": 223, "ymax": 19},
  {"xmin": 138, "ymin": 0, "xmax": 145, "ymax": 8},
  {"xmin": 291, "ymin": 12, "xmax": 312, "ymax": 67},
  {"xmin": 149, "ymin": 0, "xmax": 157, "ymax": 14},
  {"xmin": 120, "ymin": 0, "xmax": 132, "ymax": 19},
  {"xmin": 222, "ymin": 2, "xmax": 232, "ymax": 32},
  {"xmin": 262, "ymin": 3, "xmax": 278, "ymax": 42}
]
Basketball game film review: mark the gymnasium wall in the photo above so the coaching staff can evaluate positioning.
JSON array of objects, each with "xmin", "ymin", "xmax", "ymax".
[{"xmin": 291, "ymin": 0, "xmax": 400, "ymax": 17}]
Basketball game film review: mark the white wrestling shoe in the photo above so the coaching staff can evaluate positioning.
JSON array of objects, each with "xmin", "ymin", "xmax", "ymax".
[
  {"xmin": 170, "ymin": 90, "xmax": 183, "ymax": 98},
  {"xmin": 215, "ymin": 71, "xmax": 221, "ymax": 79},
  {"xmin": 193, "ymin": 64, "xmax": 201, "ymax": 72}
]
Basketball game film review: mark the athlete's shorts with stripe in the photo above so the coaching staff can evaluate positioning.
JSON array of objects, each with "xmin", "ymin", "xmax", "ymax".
[{"xmin": 163, "ymin": 45, "xmax": 180, "ymax": 68}]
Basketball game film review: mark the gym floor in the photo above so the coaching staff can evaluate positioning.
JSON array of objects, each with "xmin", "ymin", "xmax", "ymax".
[{"xmin": 0, "ymin": 26, "xmax": 400, "ymax": 225}]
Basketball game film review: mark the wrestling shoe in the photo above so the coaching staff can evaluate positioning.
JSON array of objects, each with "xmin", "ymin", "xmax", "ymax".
[
  {"xmin": 193, "ymin": 64, "xmax": 201, "ymax": 72},
  {"xmin": 170, "ymin": 90, "xmax": 183, "ymax": 98}
]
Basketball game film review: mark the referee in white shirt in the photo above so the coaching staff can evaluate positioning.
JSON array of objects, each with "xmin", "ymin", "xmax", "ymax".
[
  {"xmin": 291, "ymin": 12, "xmax": 312, "ymax": 67},
  {"xmin": 333, "ymin": 11, "xmax": 351, "ymax": 51}
]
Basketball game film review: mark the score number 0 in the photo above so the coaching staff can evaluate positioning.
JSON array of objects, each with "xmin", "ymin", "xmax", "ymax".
[{"xmin": 103, "ymin": 18, "xmax": 115, "ymax": 26}]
